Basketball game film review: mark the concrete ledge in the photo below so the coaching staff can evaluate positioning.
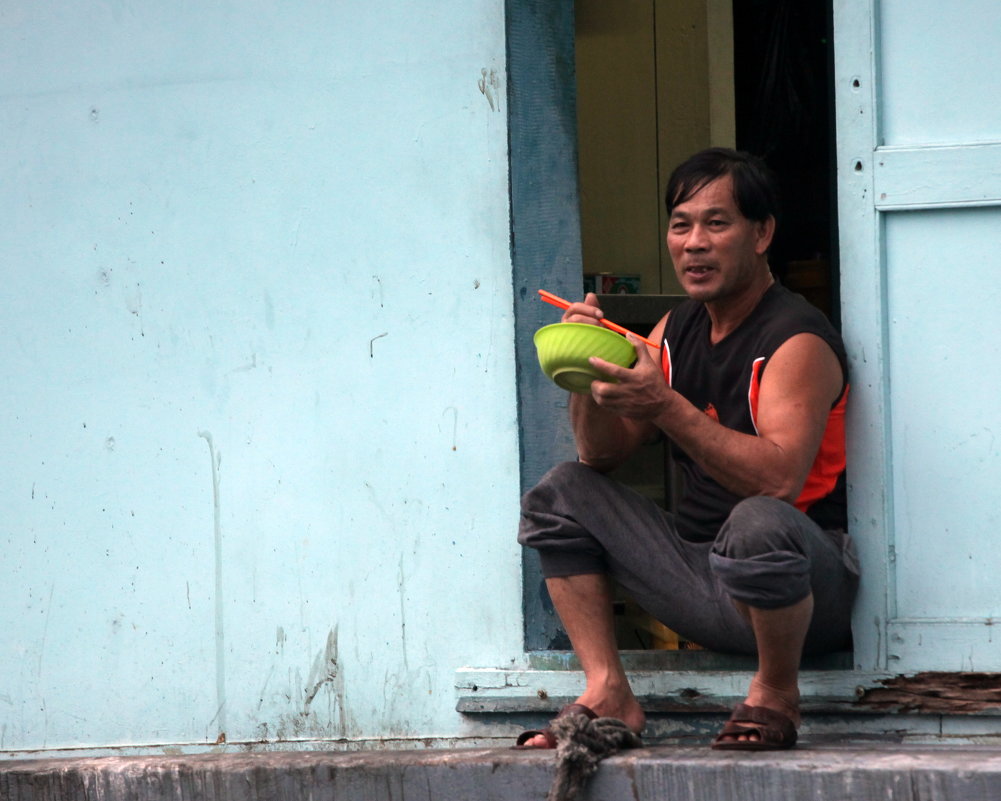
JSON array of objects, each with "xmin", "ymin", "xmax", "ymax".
[
  {"xmin": 6, "ymin": 744, "xmax": 1001, "ymax": 800},
  {"xmin": 455, "ymin": 665, "xmax": 893, "ymax": 715}
]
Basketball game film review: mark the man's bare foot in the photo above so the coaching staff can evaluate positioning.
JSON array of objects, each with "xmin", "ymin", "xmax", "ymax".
[{"xmin": 517, "ymin": 686, "xmax": 646, "ymax": 749}]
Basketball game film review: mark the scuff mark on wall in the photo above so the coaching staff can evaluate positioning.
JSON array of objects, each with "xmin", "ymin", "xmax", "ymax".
[
  {"xmin": 264, "ymin": 292, "xmax": 276, "ymax": 330},
  {"xmin": 36, "ymin": 583, "xmax": 55, "ymax": 678},
  {"xmin": 257, "ymin": 665, "xmax": 274, "ymax": 712},
  {"xmin": 124, "ymin": 281, "xmax": 144, "ymax": 337},
  {"xmin": 197, "ymin": 430, "xmax": 227, "ymax": 739},
  {"xmin": 398, "ymin": 556, "xmax": 409, "ymax": 671},
  {"xmin": 443, "ymin": 406, "xmax": 458, "ymax": 451},
  {"xmin": 363, "ymin": 481, "xmax": 389, "ymax": 524},
  {"xmin": 227, "ymin": 353, "xmax": 258, "ymax": 375},
  {"xmin": 272, "ymin": 628, "xmax": 348, "ymax": 740},
  {"xmin": 369, "ymin": 332, "xmax": 388, "ymax": 358},
  {"xmin": 302, "ymin": 628, "xmax": 339, "ymax": 712},
  {"xmin": 478, "ymin": 67, "xmax": 501, "ymax": 111}
]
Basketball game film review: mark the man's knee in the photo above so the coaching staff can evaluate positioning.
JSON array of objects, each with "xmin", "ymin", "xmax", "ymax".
[
  {"xmin": 544, "ymin": 460, "xmax": 595, "ymax": 486},
  {"xmin": 710, "ymin": 497, "xmax": 811, "ymax": 609},
  {"xmin": 521, "ymin": 461, "xmax": 598, "ymax": 514},
  {"xmin": 518, "ymin": 461, "xmax": 609, "ymax": 576},
  {"xmin": 713, "ymin": 496, "xmax": 805, "ymax": 560}
]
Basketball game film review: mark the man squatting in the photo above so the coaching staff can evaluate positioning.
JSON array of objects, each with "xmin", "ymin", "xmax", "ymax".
[{"xmin": 516, "ymin": 148, "xmax": 859, "ymax": 750}]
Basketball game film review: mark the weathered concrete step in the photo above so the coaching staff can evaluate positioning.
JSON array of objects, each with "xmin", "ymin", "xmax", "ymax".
[{"xmin": 6, "ymin": 745, "xmax": 1001, "ymax": 800}]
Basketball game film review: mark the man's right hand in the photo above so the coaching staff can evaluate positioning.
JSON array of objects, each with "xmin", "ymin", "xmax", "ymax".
[{"xmin": 561, "ymin": 292, "xmax": 605, "ymax": 326}]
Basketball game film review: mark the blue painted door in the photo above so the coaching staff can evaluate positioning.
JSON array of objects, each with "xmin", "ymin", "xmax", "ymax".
[{"xmin": 836, "ymin": 0, "xmax": 1001, "ymax": 672}]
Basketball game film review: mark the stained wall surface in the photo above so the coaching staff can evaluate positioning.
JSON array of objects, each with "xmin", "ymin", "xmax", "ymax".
[{"xmin": 0, "ymin": 1, "xmax": 521, "ymax": 754}]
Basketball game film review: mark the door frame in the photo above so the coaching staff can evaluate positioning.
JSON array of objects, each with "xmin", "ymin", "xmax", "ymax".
[
  {"xmin": 506, "ymin": 0, "xmax": 582, "ymax": 650},
  {"xmin": 508, "ymin": 0, "xmax": 885, "ymax": 664},
  {"xmin": 831, "ymin": 0, "xmax": 886, "ymax": 671}
]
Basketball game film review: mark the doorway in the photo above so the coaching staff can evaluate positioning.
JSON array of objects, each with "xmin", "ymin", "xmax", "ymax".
[
  {"xmin": 572, "ymin": 0, "xmax": 841, "ymax": 651},
  {"xmin": 505, "ymin": 0, "xmax": 840, "ymax": 652}
]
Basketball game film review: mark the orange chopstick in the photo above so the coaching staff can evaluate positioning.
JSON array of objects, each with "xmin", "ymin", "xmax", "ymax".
[{"xmin": 538, "ymin": 289, "xmax": 658, "ymax": 348}]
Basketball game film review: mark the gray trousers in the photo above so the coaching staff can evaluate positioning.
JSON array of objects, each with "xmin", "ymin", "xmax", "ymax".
[{"xmin": 518, "ymin": 461, "xmax": 859, "ymax": 655}]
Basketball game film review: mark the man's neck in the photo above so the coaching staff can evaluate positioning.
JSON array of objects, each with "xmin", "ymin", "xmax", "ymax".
[{"xmin": 705, "ymin": 271, "xmax": 775, "ymax": 344}]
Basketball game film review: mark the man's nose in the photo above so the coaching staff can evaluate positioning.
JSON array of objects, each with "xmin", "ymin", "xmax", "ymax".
[{"xmin": 684, "ymin": 224, "xmax": 709, "ymax": 251}]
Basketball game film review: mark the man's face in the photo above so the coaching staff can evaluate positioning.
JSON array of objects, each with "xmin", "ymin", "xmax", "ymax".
[{"xmin": 666, "ymin": 175, "xmax": 774, "ymax": 304}]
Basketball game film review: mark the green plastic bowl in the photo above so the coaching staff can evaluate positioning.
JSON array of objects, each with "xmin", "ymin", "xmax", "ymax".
[{"xmin": 533, "ymin": 322, "xmax": 637, "ymax": 394}]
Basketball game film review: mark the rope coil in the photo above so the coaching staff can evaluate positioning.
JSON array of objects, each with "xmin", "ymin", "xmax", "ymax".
[{"xmin": 546, "ymin": 712, "xmax": 642, "ymax": 801}]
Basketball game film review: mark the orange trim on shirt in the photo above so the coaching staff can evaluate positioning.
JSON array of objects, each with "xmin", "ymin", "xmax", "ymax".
[
  {"xmin": 661, "ymin": 339, "xmax": 672, "ymax": 386},
  {"xmin": 747, "ymin": 357, "xmax": 766, "ymax": 435},
  {"xmin": 795, "ymin": 387, "xmax": 848, "ymax": 513},
  {"xmin": 748, "ymin": 361, "xmax": 848, "ymax": 514}
]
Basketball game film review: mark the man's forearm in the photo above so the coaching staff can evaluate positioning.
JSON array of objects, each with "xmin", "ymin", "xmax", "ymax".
[
  {"xmin": 570, "ymin": 393, "xmax": 648, "ymax": 472},
  {"xmin": 652, "ymin": 397, "xmax": 805, "ymax": 501}
]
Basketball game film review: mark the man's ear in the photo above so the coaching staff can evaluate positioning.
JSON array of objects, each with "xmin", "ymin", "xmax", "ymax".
[{"xmin": 754, "ymin": 215, "xmax": 777, "ymax": 256}]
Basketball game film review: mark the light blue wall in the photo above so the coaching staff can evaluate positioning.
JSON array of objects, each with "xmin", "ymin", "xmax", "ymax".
[{"xmin": 0, "ymin": 1, "xmax": 523, "ymax": 754}]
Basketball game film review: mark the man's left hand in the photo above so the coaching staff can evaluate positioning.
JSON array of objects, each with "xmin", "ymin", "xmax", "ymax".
[{"xmin": 588, "ymin": 333, "xmax": 671, "ymax": 421}]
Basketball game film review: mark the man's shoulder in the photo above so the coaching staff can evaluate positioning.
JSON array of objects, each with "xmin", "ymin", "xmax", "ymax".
[
  {"xmin": 759, "ymin": 284, "xmax": 839, "ymax": 337},
  {"xmin": 759, "ymin": 284, "xmax": 848, "ymax": 373}
]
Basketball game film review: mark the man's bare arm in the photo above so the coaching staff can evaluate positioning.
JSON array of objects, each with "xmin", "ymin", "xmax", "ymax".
[{"xmin": 589, "ymin": 331, "xmax": 843, "ymax": 500}]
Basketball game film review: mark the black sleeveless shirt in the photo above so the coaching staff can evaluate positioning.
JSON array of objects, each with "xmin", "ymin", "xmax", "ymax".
[{"xmin": 661, "ymin": 283, "xmax": 849, "ymax": 542}]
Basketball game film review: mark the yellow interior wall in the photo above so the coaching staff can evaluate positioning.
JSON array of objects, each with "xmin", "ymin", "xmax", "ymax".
[{"xmin": 575, "ymin": 0, "xmax": 735, "ymax": 295}]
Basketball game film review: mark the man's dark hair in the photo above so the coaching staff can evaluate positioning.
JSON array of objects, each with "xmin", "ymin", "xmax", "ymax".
[{"xmin": 664, "ymin": 147, "xmax": 781, "ymax": 227}]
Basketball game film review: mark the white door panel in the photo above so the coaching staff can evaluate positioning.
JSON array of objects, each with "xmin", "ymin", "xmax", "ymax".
[
  {"xmin": 880, "ymin": 0, "xmax": 1001, "ymax": 146},
  {"xmin": 885, "ymin": 208, "xmax": 1001, "ymax": 620}
]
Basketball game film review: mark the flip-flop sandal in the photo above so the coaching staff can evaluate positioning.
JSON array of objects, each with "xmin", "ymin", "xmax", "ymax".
[
  {"xmin": 512, "ymin": 703, "xmax": 598, "ymax": 749},
  {"xmin": 711, "ymin": 703, "xmax": 798, "ymax": 751}
]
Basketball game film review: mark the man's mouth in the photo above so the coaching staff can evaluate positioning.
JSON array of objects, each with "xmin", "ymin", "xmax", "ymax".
[{"xmin": 685, "ymin": 264, "xmax": 714, "ymax": 276}]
